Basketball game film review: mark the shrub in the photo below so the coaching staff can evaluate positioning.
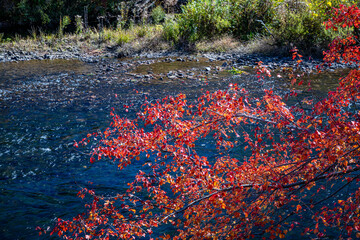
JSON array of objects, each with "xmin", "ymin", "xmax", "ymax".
[
  {"xmin": 271, "ymin": 1, "xmax": 329, "ymax": 50},
  {"xmin": 270, "ymin": 0, "xmax": 358, "ymax": 50},
  {"xmin": 75, "ymin": 15, "xmax": 83, "ymax": 34},
  {"xmin": 177, "ymin": 0, "xmax": 232, "ymax": 42},
  {"xmin": 103, "ymin": 29, "xmax": 114, "ymax": 41},
  {"xmin": 162, "ymin": 17, "xmax": 180, "ymax": 43},
  {"xmin": 229, "ymin": 0, "xmax": 273, "ymax": 40},
  {"xmin": 58, "ymin": 16, "xmax": 71, "ymax": 38},
  {"xmin": 176, "ymin": 0, "xmax": 274, "ymax": 43},
  {"xmin": 116, "ymin": 30, "xmax": 133, "ymax": 45},
  {"xmin": 135, "ymin": 25, "xmax": 148, "ymax": 38},
  {"xmin": 151, "ymin": 5, "xmax": 166, "ymax": 24}
]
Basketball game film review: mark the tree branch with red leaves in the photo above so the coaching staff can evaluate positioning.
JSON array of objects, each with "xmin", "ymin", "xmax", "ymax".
[{"xmin": 41, "ymin": 4, "xmax": 360, "ymax": 240}]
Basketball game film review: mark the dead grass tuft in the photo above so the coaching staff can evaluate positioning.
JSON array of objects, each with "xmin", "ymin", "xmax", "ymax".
[
  {"xmin": 195, "ymin": 36, "xmax": 241, "ymax": 53},
  {"xmin": 243, "ymin": 36, "xmax": 278, "ymax": 55}
]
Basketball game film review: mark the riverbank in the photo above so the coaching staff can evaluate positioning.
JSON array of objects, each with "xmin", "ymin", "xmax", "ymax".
[
  {"xmin": 0, "ymin": 32, "xmax": 321, "ymax": 67},
  {"xmin": 0, "ymin": 24, "xmax": 322, "ymax": 64},
  {"xmin": 1, "ymin": 27, "xmax": 354, "ymax": 84}
]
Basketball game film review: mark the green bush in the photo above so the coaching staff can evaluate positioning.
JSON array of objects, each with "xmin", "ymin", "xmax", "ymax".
[
  {"xmin": 151, "ymin": 5, "xmax": 166, "ymax": 24},
  {"xmin": 229, "ymin": 0, "xmax": 273, "ymax": 40},
  {"xmin": 116, "ymin": 31, "xmax": 133, "ymax": 45},
  {"xmin": 177, "ymin": 0, "xmax": 232, "ymax": 42},
  {"xmin": 135, "ymin": 25, "xmax": 148, "ymax": 38},
  {"xmin": 58, "ymin": 15, "xmax": 71, "ymax": 38},
  {"xmin": 75, "ymin": 15, "xmax": 83, "ymax": 34},
  {"xmin": 162, "ymin": 17, "xmax": 180, "ymax": 43},
  {"xmin": 173, "ymin": 0, "xmax": 347, "ymax": 50},
  {"xmin": 271, "ymin": 1, "xmax": 329, "ymax": 49},
  {"xmin": 176, "ymin": 0, "xmax": 274, "ymax": 43}
]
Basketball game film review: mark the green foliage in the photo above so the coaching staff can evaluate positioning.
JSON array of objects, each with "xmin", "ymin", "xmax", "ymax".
[
  {"xmin": 116, "ymin": 31, "xmax": 133, "ymax": 46},
  {"xmin": 116, "ymin": 2, "xmax": 129, "ymax": 30},
  {"xmin": 229, "ymin": 67, "xmax": 246, "ymax": 75},
  {"xmin": 1, "ymin": 0, "xmax": 123, "ymax": 30},
  {"xmin": 62, "ymin": 16, "xmax": 71, "ymax": 28},
  {"xmin": 59, "ymin": 15, "xmax": 71, "ymax": 38},
  {"xmin": 162, "ymin": 17, "xmax": 180, "ymax": 43},
  {"xmin": 176, "ymin": 0, "xmax": 273, "ymax": 42},
  {"xmin": 229, "ymin": 0, "xmax": 273, "ymax": 40},
  {"xmin": 151, "ymin": 6, "xmax": 166, "ymax": 25},
  {"xmin": 306, "ymin": 0, "xmax": 357, "ymax": 19},
  {"xmin": 177, "ymin": 0, "xmax": 232, "ymax": 42},
  {"xmin": 103, "ymin": 29, "xmax": 114, "ymax": 41},
  {"xmin": 135, "ymin": 25, "xmax": 148, "ymax": 38},
  {"xmin": 75, "ymin": 15, "xmax": 83, "ymax": 34},
  {"xmin": 16, "ymin": 0, "xmax": 51, "ymax": 25},
  {"xmin": 270, "ymin": 1, "xmax": 329, "ymax": 49},
  {"xmin": 174, "ymin": 0, "xmax": 355, "ymax": 49},
  {"xmin": 2, "ymin": 0, "xmax": 358, "ymax": 52}
]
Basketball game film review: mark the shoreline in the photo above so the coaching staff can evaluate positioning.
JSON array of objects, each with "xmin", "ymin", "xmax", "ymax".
[{"xmin": 0, "ymin": 37, "xmax": 353, "ymax": 75}]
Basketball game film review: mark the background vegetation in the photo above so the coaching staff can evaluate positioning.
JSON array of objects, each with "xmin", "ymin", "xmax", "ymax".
[{"xmin": 1, "ymin": 0, "xmax": 359, "ymax": 54}]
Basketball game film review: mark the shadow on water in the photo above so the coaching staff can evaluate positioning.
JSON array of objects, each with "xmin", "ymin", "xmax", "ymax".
[{"xmin": 0, "ymin": 58, "xmax": 349, "ymax": 239}]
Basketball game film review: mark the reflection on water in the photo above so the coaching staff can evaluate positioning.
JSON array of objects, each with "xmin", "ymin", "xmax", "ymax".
[
  {"xmin": 133, "ymin": 57, "xmax": 224, "ymax": 74},
  {"xmin": 0, "ymin": 59, "xmax": 93, "ymax": 79},
  {"xmin": 295, "ymin": 68, "xmax": 349, "ymax": 92},
  {"xmin": 0, "ymin": 58, "xmax": 347, "ymax": 239}
]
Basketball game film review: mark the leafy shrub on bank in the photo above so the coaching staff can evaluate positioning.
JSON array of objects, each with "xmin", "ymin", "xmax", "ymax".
[
  {"xmin": 162, "ymin": 16, "xmax": 180, "ymax": 43},
  {"xmin": 173, "ymin": 0, "xmax": 359, "ymax": 51},
  {"xmin": 116, "ymin": 30, "xmax": 134, "ymax": 46},
  {"xmin": 271, "ymin": 4, "xmax": 326, "ymax": 49},
  {"xmin": 175, "ymin": 0, "xmax": 274, "ymax": 42},
  {"xmin": 151, "ymin": 6, "xmax": 166, "ymax": 24},
  {"xmin": 229, "ymin": 0, "xmax": 273, "ymax": 40},
  {"xmin": 177, "ymin": 0, "xmax": 232, "ymax": 42},
  {"xmin": 270, "ymin": 0, "xmax": 357, "ymax": 51}
]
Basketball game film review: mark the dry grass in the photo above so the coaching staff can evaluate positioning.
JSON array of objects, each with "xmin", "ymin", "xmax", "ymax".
[
  {"xmin": 0, "ymin": 25, "xmax": 292, "ymax": 59},
  {"xmin": 0, "ymin": 30, "xmax": 101, "ymax": 55},
  {"xmin": 116, "ymin": 24, "xmax": 172, "ymax": 57},
  {"xmin": 194, "ymin": 35, "xmax": 295, "ymax": 56},
  {"xmin": 195, "ymin": 36, "xmax": 241, "ymax": 53},
  {"xmin": 241, "ymin": 36, "xmax": 324, "ymax": 57},
  {"xmin": 243, "ymin": 36, "xmax": 278, "ymax": 55},
  {"xmin": 0, "ymin": 24, "xmax": 167, "ymax": 57}
]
